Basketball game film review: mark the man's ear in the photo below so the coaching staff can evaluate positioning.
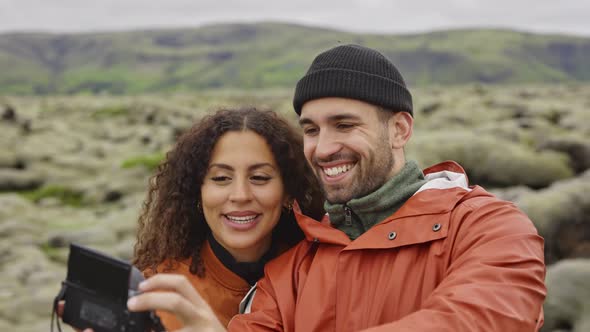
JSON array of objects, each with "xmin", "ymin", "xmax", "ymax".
[{"xmin": 388, "ymin": 112, "xmax": 413, "ymax": 149}]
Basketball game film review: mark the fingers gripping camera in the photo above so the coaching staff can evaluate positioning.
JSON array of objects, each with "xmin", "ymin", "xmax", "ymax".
[{"xmin": 52, "ymin": 244, "xmax": 165, "ymax": 332}]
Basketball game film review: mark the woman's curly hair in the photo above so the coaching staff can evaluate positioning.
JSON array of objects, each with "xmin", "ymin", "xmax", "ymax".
[{"xmin": 133, "ymin": 107, "xmax": 324, "ymax": 277}]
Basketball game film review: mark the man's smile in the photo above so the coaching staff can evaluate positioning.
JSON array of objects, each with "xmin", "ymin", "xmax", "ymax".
[{"xmin": 322, "ymin": 163, "xmax": 354, "ymax": 177}]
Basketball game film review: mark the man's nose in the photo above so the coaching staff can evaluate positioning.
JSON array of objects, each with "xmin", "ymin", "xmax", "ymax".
[{"xmin": 314, "ymin": 131, "xmax": 341, "ymax": 161}]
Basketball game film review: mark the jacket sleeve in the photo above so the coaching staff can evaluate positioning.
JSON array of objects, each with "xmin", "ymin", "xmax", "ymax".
[
  {"xmin": 362, "ymin": 197, "xmax": 547, "ymax": 332},
  {"xmin": 228, "ymin": 242, "xmax": 312, "ymax": 332},
  {"xmin": 228, "ymin": 274, "xmax": 285, "ymax": 332}
]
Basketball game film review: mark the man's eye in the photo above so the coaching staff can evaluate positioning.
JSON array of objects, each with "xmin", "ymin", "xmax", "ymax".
[
  {"xmin": 337, "ymin": 123, "xmax": 354, "ymax": 130},
  {"xmin": 303, "ymin": 127, "xmax": 318, "ymax": 136}
]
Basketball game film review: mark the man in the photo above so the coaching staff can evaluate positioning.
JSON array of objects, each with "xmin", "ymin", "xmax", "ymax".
[
  {"xmin": 229, "ymin": 43, "xmax": 546, "ymax": 331},
  {"xmin": 130, "ymin": 44, "xmax": 546, "ymax": 331}
]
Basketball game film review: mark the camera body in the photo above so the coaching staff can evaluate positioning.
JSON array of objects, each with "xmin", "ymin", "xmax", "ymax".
[{"xmin": 61, "ymin": 243, "xmax": 163, "ymax": 332}]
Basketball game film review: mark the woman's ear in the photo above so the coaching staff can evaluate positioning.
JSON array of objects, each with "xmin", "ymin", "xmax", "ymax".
[
  {"xmin": 388, "ymin": 112, "xmax": 413, "ymax": 149},
  {"xmin": 283, "ymin": 197, "xmax": 293, "ymax": 211}
]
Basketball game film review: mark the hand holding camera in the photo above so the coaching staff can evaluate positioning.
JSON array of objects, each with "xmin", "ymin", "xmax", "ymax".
[
  {"xmin": 53, "ymin": 244, "xmax": 224, "ymax": 332},
  {"xmin": 128, "ymin": 274, "xmax": 226, "ymax": 332},
  {"xmin": 52, "ymin": 244, "xmax": 165, "ymax": 332}
]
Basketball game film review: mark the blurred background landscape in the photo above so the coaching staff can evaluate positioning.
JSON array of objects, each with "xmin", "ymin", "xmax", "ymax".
[
  {"xmin": 1, "ymin": 1, "xmax": 589, "ymax": 330},
  {"xmin": 1, "ymin": 23, "xmax": 590, "ymax": 94}
]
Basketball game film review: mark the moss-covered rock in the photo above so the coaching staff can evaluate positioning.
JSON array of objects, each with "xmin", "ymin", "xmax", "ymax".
[
  {"xmin": 489, "ymin": 185, "xmax": 534, "ymax": 203},
  {"xmin": 0, "ymin": 169, "xmax": 44, "ymax": 191},
  {"xmin": 538, "ymin": 135, "xmax": 590, "ymax": 174},
  {"xmin": 516, "ymin": 171, "xmax": 590, "ymax": 263},
  {"xmin": 408, "ymin": 131, "xmax": 574, "ymax": 188},
  {"xmin": 542, "ymin": 259, "xmax": 590, "ymax": 332},
  {"xmin": 559, "ymin": 108, "xmax": 590, "ymax": 136},
  {"xmin": 44, "ymin": 226, "xmax": 118, "ymax": 249},
  {"xmin": 0, "ymin": 194, "xmax": 35, "ymax": 218},
  {"xmin": 1, "ymin": 86, "xmax": 589, "ymax": 331},
  {"xmin": 0, "ymin": 151, "xmax": 24, "ymax": 169},
  {"xmin": 91, "ymin": 105, "xmax": 130, "ymax": 118},
  {"xmin": 121, "ymin": 152, "xmax": 165, "ymax": 171},
  {"xmin": 20, "ymin": 185, "xmax": 83, "ymax": 207}
]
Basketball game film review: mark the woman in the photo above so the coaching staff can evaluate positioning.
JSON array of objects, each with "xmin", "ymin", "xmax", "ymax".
[{"xmin": 132, "ymin": 107, "xmax": 324, "ymax": 330}]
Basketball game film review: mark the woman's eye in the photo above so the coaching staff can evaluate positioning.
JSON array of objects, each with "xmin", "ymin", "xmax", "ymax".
[
  {"xmin": 251, "ymin": 175, "xmax": 271, "ymax": 183},
  {"xmin": 211, "ymin": 176, "xmax": 231, "ymax": 182}
]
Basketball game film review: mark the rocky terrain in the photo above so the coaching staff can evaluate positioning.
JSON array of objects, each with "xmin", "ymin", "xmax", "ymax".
[{"xmin": 1, "ymin": 85, "xmax": 589, "ymax": 331}]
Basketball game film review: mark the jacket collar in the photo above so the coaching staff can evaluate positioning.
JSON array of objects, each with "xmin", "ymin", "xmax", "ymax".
[{"xmin": 294, "ymin": 161, "xmax": 480, "ymax": 249}]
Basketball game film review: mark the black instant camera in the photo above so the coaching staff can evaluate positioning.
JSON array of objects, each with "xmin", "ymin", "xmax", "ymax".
[{"xmin": 52, "ymin": 243, "xmax": 165, "ymax": 332}]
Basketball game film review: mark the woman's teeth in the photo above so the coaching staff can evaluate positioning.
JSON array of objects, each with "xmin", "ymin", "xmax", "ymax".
[{"xmin": 226, "ymin": 215, "xmax": 257, "ymax": 224}]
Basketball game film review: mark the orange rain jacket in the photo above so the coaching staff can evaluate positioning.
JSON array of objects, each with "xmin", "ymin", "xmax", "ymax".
[{"xmin": 229, "ymin": 161, "xmax": 546, "ymax": 331}]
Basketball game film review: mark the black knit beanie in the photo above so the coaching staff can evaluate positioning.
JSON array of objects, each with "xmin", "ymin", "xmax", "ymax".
[{"xmin": 293, "ymin": 44, "xmax": 413, "ymax": 116}]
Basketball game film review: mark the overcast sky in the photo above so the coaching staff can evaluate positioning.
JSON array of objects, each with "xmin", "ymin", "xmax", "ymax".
[{"xmin": 0, "ymin": 0, "xmax": 589, "ymax": 36}]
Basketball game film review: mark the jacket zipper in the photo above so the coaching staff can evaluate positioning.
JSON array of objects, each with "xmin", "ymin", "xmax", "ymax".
[{"xmin": 344, "ymin": 205, "xmax": 352, "ymax": 226}]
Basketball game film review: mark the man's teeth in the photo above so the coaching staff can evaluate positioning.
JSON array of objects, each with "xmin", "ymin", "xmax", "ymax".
[
  {"xmin": 226, "ymin": 215, "xmax": 257, "ymax": 224},
  {"xmin": 323, "ymin": 164, "xmax": 353, "ymax": 177}
]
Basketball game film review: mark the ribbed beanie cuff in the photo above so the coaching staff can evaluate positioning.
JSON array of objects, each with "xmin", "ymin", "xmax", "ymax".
[{"xmin": 293, "ymin": 44, "xmax": 413, "ymax": 116}]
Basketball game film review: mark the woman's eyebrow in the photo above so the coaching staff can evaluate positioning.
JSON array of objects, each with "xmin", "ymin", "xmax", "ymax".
[
  {"xmin": 208, "ymin": 163, "xmax": 233, "ymax": 171},
  {"xmin": 248, "ymin": 163, "xmax": 276, "ymax": 171},
  {"xmin": 208, "ymin": 163, "xmax": 276, "ymax": 171}
]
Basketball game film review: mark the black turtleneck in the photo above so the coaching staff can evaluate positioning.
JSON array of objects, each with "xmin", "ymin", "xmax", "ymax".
[{"xmin": 207, "ymin": 233, "xmax": 278, "ymax": 286}]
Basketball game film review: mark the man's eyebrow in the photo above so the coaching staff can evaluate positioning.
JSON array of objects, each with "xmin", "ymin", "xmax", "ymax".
[
  {"xmin": 299, "ymin": 113, "xmax": 361, "ymax": 126},
  {"xmin": 327, "ymin": 113, "xmax": 362, "ymax": 122},
  {"xmin": 299, "ymin": 117, "xmax": 314, "ymax": 126}
]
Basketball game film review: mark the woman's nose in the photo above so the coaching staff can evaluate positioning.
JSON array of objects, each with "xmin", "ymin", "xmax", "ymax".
[{"xmin": 229, "ymin": 179, "xmax": 253, "ymax": 202}]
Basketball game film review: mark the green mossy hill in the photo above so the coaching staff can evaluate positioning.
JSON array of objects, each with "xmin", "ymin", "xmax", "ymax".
[{"xmin": 1, "ymin": 23, "xmax": 590, "ymax": 94}]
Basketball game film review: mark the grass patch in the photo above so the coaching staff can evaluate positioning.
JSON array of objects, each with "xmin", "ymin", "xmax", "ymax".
[
  {"xmin": 21, "ymin": 185, "xmax": 84, "ymax": 207},
  {"xmin": 92, "ymin": 105, "xmax": 130, "ymax": 118},
  {"xmin": 40, "ymin": 242, "xmax": 69, "ymax": 263},
  {"xmin": 121, "ymin": 152, "xmax": 165, "ymax": 171}
]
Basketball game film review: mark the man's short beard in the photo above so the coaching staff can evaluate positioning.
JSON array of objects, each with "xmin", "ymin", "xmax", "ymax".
[
  {"xmin": 321, "ymin": 126, "xmax": 395, "ymax": 204},
  {"xmin": 324, "ymin": 152, "xmax": 394, "ymax": 204}
]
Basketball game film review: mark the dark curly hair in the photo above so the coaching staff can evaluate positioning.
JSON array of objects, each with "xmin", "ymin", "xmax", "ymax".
[{"xmin": 133, "ymin": 107, "xmax": 324, "ymax": 277}]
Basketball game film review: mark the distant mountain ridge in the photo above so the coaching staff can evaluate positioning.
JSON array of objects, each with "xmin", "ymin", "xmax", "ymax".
[{"xmin": 1, "ymin": 22, "xmax": 590, "ymax": 94}]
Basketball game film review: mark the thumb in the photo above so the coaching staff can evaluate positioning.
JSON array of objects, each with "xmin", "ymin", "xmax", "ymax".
[{"xmin": 57, "ymin": 300, "xmax": 65, "ymax": 317}]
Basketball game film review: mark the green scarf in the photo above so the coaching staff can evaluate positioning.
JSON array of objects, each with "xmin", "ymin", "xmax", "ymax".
[{"xmin": 324, "ymin": 160, "xmax": 427, "ymax": 240}]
